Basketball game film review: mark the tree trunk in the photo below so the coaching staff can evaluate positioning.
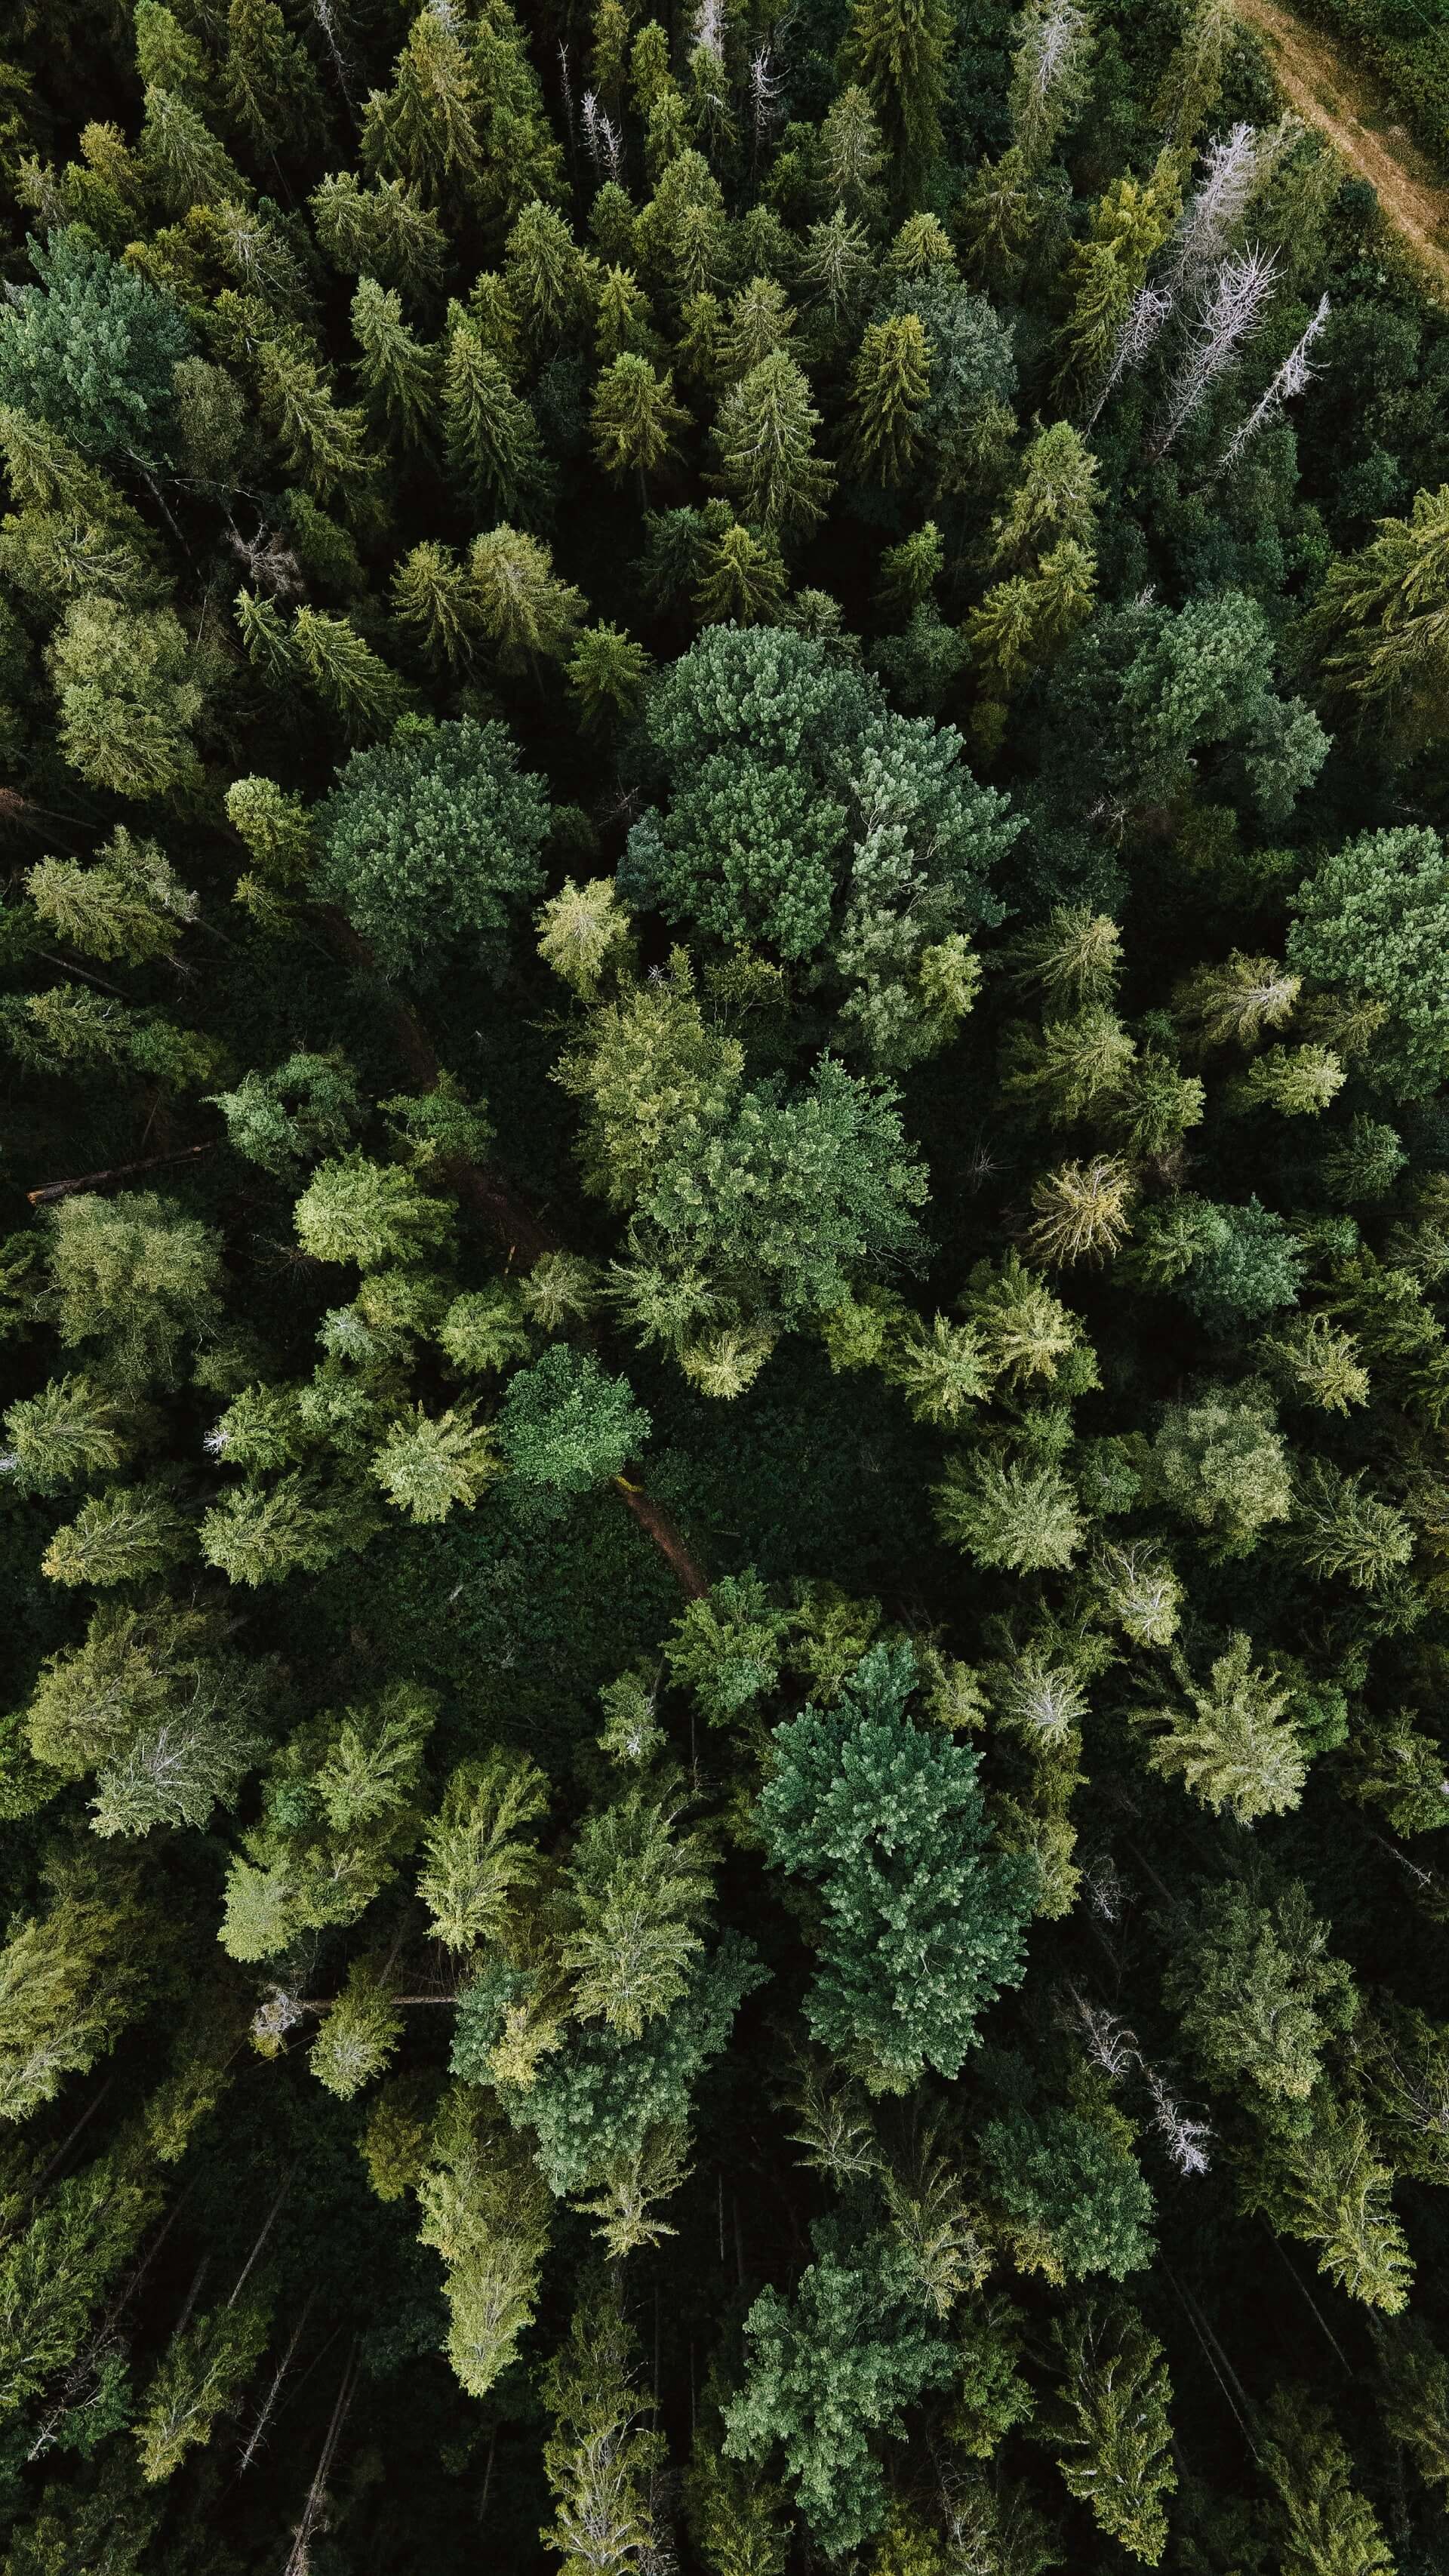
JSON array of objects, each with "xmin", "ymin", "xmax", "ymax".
[{"xmin": 27, "ymin": 1143, "xmax": 216, "ymax": 1205}]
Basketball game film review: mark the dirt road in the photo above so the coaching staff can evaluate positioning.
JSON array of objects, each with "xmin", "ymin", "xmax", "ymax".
[{"xmin": 1237, "ymin": 0, "xmax": 1449, "ymax": 293}]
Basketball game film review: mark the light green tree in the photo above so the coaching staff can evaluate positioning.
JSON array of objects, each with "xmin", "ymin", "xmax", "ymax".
[
  {"xmin": 845, "ymin": 314, "xmax": 932, "ymax": 485},
  {"xmin": 1134, "ymin": 1634, "xmax": 1308, "ymax": 1824},
  {"xmin": 134, "ymin": 2299, "xmax": 269, "ymax": 2483},
  {"xmin": 351, "ymin": 275, "xmax": 440, "ymax": 449},
  {"xmin": 711, "ymin": 354, "xmax": 835, "ymax": 537},
  {"xmin": 1163, "ymin": 1879, "xmax": 1358, "ymax": 2100},
  {"xmin": 1048, "ymin": 2304, "xmax": 1176, "ymax": 2563},
  {"xmin": 48, "ymin": 598, "xmax": 204, "ymax": 798},
  {"xmin": 418, "ymin": 1751, "xmax": 549, "ymax": 1953},
  {"xmin": 540, "ymin": 2292, "xmax": 668, "ymax": 2575},
  {"xmin": 26, "ymin": 828, "xmax": 195, "ymax": 965},
  {"xmin": 469, "ymin": 526, "xmax": 588, "ymax": 675},
  {"xmin": 591, "ymin": 352, "xmax": 691, "ymax": 490},
  {"xmin": 1260, "ymin": 2388, "xmax": 1397, "ymax": 2574}
]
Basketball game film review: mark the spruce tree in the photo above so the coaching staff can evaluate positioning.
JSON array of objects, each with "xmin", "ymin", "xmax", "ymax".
[{"xmin": 845, "ymin": 313, "xmax": 931, "ymax": 485}]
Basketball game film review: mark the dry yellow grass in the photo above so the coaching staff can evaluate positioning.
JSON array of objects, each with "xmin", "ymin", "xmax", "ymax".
[{"xmin": 1237, "ymin": 0, "xmax": 1449, "ymax": 294}]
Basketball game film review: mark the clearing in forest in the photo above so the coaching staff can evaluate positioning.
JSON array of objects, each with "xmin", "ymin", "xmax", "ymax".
[{"xmin": 1238, "ymin": 0, "xmax": 1449, "ymax": 289}]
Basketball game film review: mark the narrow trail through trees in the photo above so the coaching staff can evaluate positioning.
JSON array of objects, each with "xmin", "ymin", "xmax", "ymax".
[{"xmin": 1238, "ymin": 0, "xmax": 1449, "ymax": 290}]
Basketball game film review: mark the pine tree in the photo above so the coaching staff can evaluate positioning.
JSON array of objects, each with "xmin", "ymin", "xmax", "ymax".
[
  {"xmin": 137, "ymin": 85, "xmax": 252, "ymax": 214},
  {"xmin": 1027, "ymin": 1156, "xmax": 1135, "ymax": 1265},
  {"xmin": 694, "ymin": 516, "xmax": 789, "ymax": 624},
  {"xmin": 840, "ymin": 0, "xmax": 952, "ymax": 208},
  {"xmin": 42, "ymin": 1482, "xmax": 192, "ymax": 1589},
  {"xmin": 2, "ymin": 1372, "xmax": 129, "ymax": 1493},
  {"xmin": 26, "ymin": 827, "xmax": 195, "ymax": 965},
  {"xmin": 392, "ymin": 540, "xmax": 476, "ymax": 670},
  {"xmin": 560, "ymin": 1787, "xmax": 712, "ymax": 2039},
  {"xmin": 1008, "ymin": 0, "xmax": 1094, "ymax": 171},
  {"xmin": 255, "ymin": 339, "xmax": 371, "ymax": 505},
  {"xmin": 418, "ymin": 1751, "xmax": 548, "ymax": 1952},
  {"xmin": 935, "ymin": 1451, "xmax": 1084, "ymax": 1573},
  {"xmin": 223, "ymin": 0, "xmax": 327, "ymax": 160},
  {"xmin": 724, "ymin": 2215, "xmax": 957, "ymax": 2552},
  {"xmin": 537, "ymin": 876, "xmax": 635, "ymax": 996},
  {"xmin": 311, "ymin": 171, "xmax": 448, "ymax": 300},
  {"xmin": 1164, "ymin": 1878, "xmax": 1357, "ymax": 2103},
  {"xmin": 883, "ymin": 1314, "xmax": 989, "ymax": 1425},
  {"xmin": 711, "ymin": 354, "xmax": 835, "ymax": 537},
  {"xmin": 309, "ymin": 1958, "xmax": 403, "ymax": 2098},
  {"xmin": 567, "ymin": 623, "xmax": 653, "ymax": 728},
  {"xmin": 540, "ymin": 2292, "xmax": 668, "ymax": 2575},
  {"xmin": 1174, "ymin": 950, "xmax": 1301, "ymax": 1049},
  {"xmin": 962, "ymin": 1249, "xmax": 1090, "ymax": 1384},
  {"xmin": 759, "ymin": 1642, "xmax": 1035, "ymax": 2089},
  {"xmin": 443, "ymin": 307, "xmax": 549, "ymax": 516},
  {"xmin": 1057, "ymin": 155, "xmax": 1184, "ymax": 400},
  {"xmin": 0, "ymin": 2144, "xmax": 160, "ymax": 2411},
  {"xmin": 294, "ymin": 1155, "xmax": 452, "ymax": 1272},
  {"xmin": 844, "ymin": 313, "xmax": 932, "ymax": 485},
  {"xmin": 468, "ymin": 526, "xmax": 587, "ymax": 675},
  {"xmin": 48, "ymin": 599, "xmax": 205, "ymax": 799},
  {"xmin": 1377, "ymin": 2321, "xmax": 1449, "ymax": 2503},
  {"xmin": 0, "ymin": 1866, "xmax": 151, "ymax": 2121},
  {"xmin": 1048, "ymin": 2305, "xmax": 1176, "ymax": 2563},
  {"xmin": 360, "ymin": 7, "xmax": 484, "ymax": 205},
  {"xmin": 415, "ymin": 2088, "xmax": 550, "ymax": 2399},
  {"xmin": 1261, "ymin": 2388, "xmax": 1397, "ymax": 2572},
  {"xmin": 351, "ymin": 277, "xmax": 440, "ymax": 449},
  {"xmin": 591, "ymin": 352, "xmax": 691, "ymax": 488},
  {"xmin": 44, "ymin": 1190, "xmax": 221, "ymax": 1392},
  {"xmin": 290, "ymin": 606, "xmax": 407, "ymax": 735},
  {"xmin": 721, "ymin": 275, "xmax": 800, "ymax": 376},
  {"xmin": 1134, "ymin": 1633, "xmax": 1307, "ymax": 1824},
  {"xmin": 1291, "ymin": 1460, "xmax": 1414, "ymax": 1591},
  {"xmin": 135, "ymin": 2300, "xmax": 269, "ymax": 2482},
  {"xmin": 594, "ymin": 263, "xmax": 658, "ymax": 363},
  {"xmin": 1304, "ymin": 480, "xmax": 1449, "ymax": 752},
  {"xmin": 504, "ymin": 199, "xmax": 595, "ymax": 347},
  {"xmin": 371, "ymin": 1403, "xmax": 500, "ymax": 1523},
  {"xmin": 198, "ymin": 1469, "xmax": 378, "ymax": 1587},
  {"xmin": 1001, "ymin": 1006, "xmax": 1136, "ymax": 1127}
]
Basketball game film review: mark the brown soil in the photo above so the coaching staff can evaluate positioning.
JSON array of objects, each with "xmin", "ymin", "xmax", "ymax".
[{"xmin": 1238, "ymin": 0, "xmax": 1449, "ymax": 294}]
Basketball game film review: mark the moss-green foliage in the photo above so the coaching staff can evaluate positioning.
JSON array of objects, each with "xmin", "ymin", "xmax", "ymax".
[
  {"xmin": 0, "ymin": 0, "xmax": 1447, "ymax": 2565},
  {"xmin": 317, "ymin": 717, "xmax": 551, "ymax": 982}
]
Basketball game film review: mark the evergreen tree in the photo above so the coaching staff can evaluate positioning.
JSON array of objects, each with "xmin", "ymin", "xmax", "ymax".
[
  {"xmin": 725, "ymin": 2216, "xmax": 957, "ymax": 2552},
  {"xmin": 352, "ymin": 276, "xmax": 440, "ymax": 449},
  {"xmin": 1260, "ymin": 2390, "xmax": 1396, "ymax": 2576},
  {"xmin": 442, "ymin": 308, "xmax": 549, "ymax": 516},
  {"xmin": 469, "ymin": 526, "xmax": 588, "ymax": 674},
  {"xmin": 0, "ymin": 230, "xmax": 192, "ymax": 463},
  {"xmin": 845, "ymin": 313, "xmax": 932, "ymax": 485},
  {"xmin": 540, "ymin": 2293, "xmax": 667, "ymax": 2575},
  {"xmin": 591, "ymin": 352, "xmax": 691, "ymax": 488},
  {"xmin": 711, "ymin": 354, "xmax": 835, "ymax": 537},
  {"xmin": 361, "ymin": 6, "xmax": 484, "ymax": 205},
  {"xmin": 318, "ymin": 714, "xmax": 549, "ymax": 979},
  {"xmin": 134, "ymin": 2299, "xmax": 269, "ymax": 2482},
  {"xmin": 840, "ymin": 0, "xmax": 952, "ymax": 208},
  {"xmin": 567, "ymin": 623, "xmax": 652, "ymax": 728},
  {"xmin": 1134, "ymin": 1633, "xmax": 1308, "ymax": 1824},
  {"xmin": 1048, "ymin": 2304, "xmax": 1176, "ymax": 2562},
  {"xmin": 758, "ymin": 1642, "xmax": 1035, "ymax": 2088},
  {"xmin": 48, "ymin": 599, "xmax": 205, "ymax": 798}
]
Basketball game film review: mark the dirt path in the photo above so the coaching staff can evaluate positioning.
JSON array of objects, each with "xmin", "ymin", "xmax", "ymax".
[{"xmin": 1238, "ymin": 0, "xmax": 1449, "ymax": 294}]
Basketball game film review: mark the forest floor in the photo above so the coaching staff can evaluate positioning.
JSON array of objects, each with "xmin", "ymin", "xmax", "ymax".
[{"xmin": 1238, "ymin": 0, "xmax": 1449, "ymax": 292}]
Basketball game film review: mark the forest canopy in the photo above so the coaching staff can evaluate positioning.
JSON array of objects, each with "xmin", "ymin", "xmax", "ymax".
[{"xmin": 0, "ymin": 0, "xmax": 1448, "ymax": 2569}]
